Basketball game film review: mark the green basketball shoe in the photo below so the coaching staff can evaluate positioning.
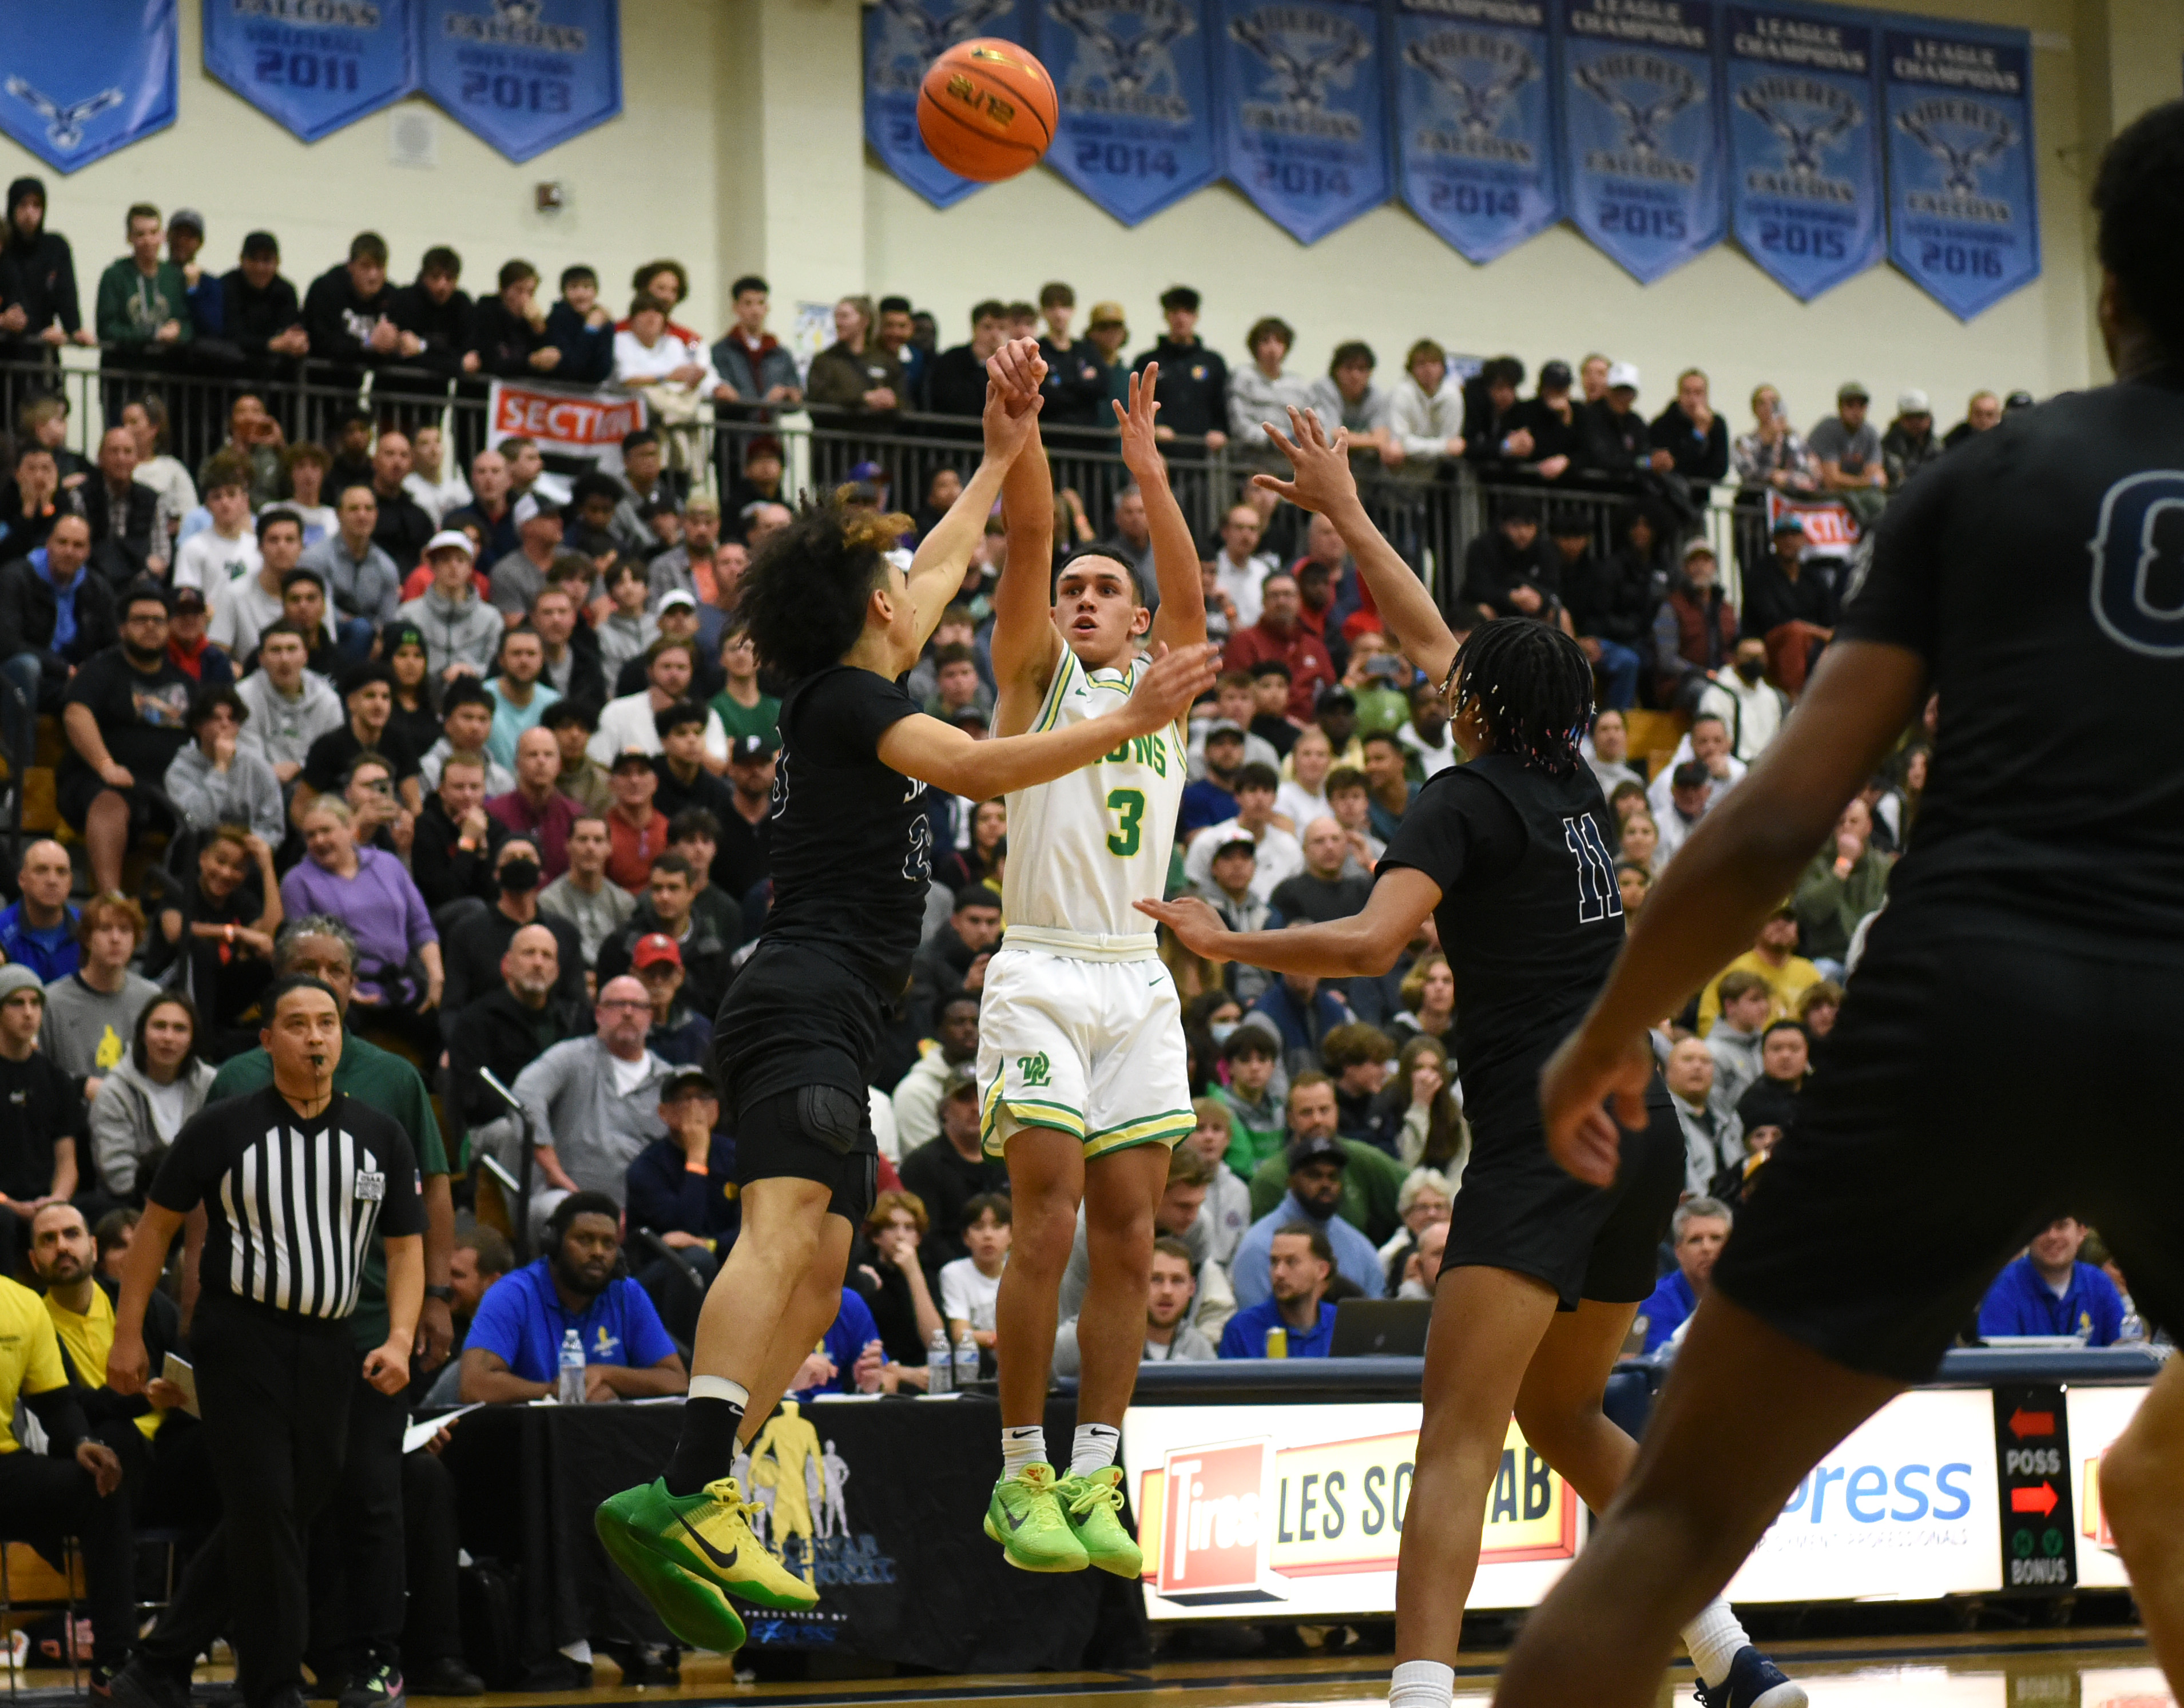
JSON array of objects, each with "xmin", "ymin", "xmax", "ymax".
[
  {"xmin": 1057, "ymin": 1465, "xmax": 1143, "ymax": 1578},
  {"xmin": 983, "ymin": 1463, "xmax": 1091, "ymax": 1572}
]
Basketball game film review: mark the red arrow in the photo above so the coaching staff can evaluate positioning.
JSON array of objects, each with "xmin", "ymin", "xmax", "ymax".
[
  {"xmin": 2008, "ymin": 1408, "xmax": 2056, "ymax": 1439},
  {"xmin": 2011, "ymin": 1483, "xmax": 2059, "ymax": 1517}
]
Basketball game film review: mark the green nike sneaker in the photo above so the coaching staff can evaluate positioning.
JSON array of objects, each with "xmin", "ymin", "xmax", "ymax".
[
  {"xmin": 1057, "ymin": 1465, "xmax": 1143, "ymax": 1578},
  {"xmin": 595, "ymin": 1475, "xmax": 816, "ymax": 1650},
  {"xmin": 983, "ymin": 1463, "xmax": 1090, "ymax": 1572}
]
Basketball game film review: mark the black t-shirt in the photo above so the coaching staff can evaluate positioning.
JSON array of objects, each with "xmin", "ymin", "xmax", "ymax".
[
  {"xmin": 0, "ymin": 1051, "xmax": 83, "ymax": 1198},
  {"xmin": 150, "ymin": 1085, "xmax": 423, "ymax": 1320},
  {"xmin": 61, "ymin": 648, "xmax": 193, "ymax": 784},
  {"xmin": 713, "ymin": 799, "xmax": 770, "ymax": 908},
  {"xmin": 764, "ymin": 666, "xmax": 930, "ymax": 992},
  {"xmin": 1269, "ymin": 870, "xmax": 1372, "ymax": 924},
  {"xmin": 1837, "ymin": 366, "xmax": 2184, "ymax": 947},
  {"xmin": 301, "ymin": 720, "xmax": 423, "ymax": 796},
  {"xmin": 1377, "ymin": 756, "xmax": 1626, "ymax": 1131}
]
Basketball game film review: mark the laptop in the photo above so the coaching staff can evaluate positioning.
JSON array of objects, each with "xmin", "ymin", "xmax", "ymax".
[{"xmin": 1329, "ymin": 1298, "xmax": 1434, "ymax": 1357}]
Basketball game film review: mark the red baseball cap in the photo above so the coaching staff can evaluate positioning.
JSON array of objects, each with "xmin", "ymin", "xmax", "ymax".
[{"xmin": 632, "ymin": 932, "xmax": 681, "ymax": 969}]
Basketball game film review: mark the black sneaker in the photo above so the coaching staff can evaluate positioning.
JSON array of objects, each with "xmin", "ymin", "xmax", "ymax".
[
  {"xmin": 336, "ymin": 1659, "xmax": 404, "ymax": 1708},
  {"xmin": 108, "ymin": 1661, "xmax": 191, "ymax": 1708},
  {"xmin": 517, "ymin": 1657, "xmax": 594, "ymax": 1692},
  {"xmin": 403, "ymin": 1657, "xmax": 484, "ymax": 1698},
  {"xmin": 614, "ymin": 1645, "xmax": 681, "ymax": 1688},
  {"xmin": 1694, "ymin": 1647, "xmax": 1808, "ymax": 1708}
]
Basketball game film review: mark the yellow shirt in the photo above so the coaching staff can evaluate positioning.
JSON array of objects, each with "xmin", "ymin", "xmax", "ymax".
[
  {"xmin": 0, "ymin": 1276, "xmax": 69, "ymax": 1453},
  {"xmin": 1695, "ymin": 949, "xmax": 1825, "ymax": 1036},
  {"xmin": 44, "ymin": 1280, "xmax": 161, "ymax": 1441}
]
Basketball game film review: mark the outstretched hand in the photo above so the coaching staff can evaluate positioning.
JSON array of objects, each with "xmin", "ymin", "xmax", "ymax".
[
  {"xmin": 1253, "ymin": 406, "xmax": 1359, "ymax": 516},
  {"xmin": 1134, "ymin": 895, "xmax": 1232, "ymax": 963},
  {"xmin": 1537, "ymin": 1023, "xmax": 1654, "ymax": 1187},
  {"xmin": 987, "ymin": 337, "xmax": 1046, "ymax": 415},
  {"xmin": 982, "ymin": 377, "xmax": 1045, "ymax": 463},
  {"xmin": 1114, "ymin": 364, "xmax": 1165, "ymax": 480},
  {"xmin": 1122, "ymin": 640, "xmax": 1220, "ymax": 736}
]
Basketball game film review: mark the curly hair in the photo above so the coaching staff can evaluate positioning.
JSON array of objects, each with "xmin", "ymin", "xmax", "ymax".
[
  {"xmin": 1449, "ymin": 617, "xmax": 1595, "ymax": 776},
  {"xmin": 738, "ymin": 499, "xmax": 914, "ymax": 681}
]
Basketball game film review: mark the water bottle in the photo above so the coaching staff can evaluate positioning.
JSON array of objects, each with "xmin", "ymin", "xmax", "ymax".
[
  {"xmin": 557, "ymin": 1328, "xmax": 586, "ymax": 1404},
  {"xmin": 926, "ymin": 1327, "xmax": 954, "ymax": 1395},
  {"xmin": 2119, "ymin": 1309, "xmax": 2148, "ymax": 1347},
  {"xmin": 954, "ymin": 1328, "xmax": 980, "ymax": 1390}
]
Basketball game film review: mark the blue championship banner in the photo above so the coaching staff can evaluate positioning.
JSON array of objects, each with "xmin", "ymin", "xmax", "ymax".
[
  {"xmin": 1882, "ymin": 17, "xmax": 2038, "ymax": 320},
  {"xmin": 1558, "ymin": 0, "xmax": 1725, "ymax": 282},
  {"xmin": 418, "ymin": 0, "xmax": 622, "ymax": 163},
  {"xmin": 865, "ymin": 0, "xmax": 1031, "ymax": 208},
  {"xmin": 1218, "ymin": 0, "xmax": 1392, "ymax": 244},
  {"xmin": 0, "ymin": 0, "xmax": 177, "ymax": 173},
  {"xmin": 1724, "ymin": 3, "xmax": 1883, "ymax": 300},
  {"xmin": 205, "ymin": 0, "xmax": 417, "ymax": 142},
  {"xmin": 1393, "ymin": 0, "xmax": 1560, "ymax": 263},
  {"xmin": 1035, "ymin": 0, "xmax": 1221, "ymax": 225}
]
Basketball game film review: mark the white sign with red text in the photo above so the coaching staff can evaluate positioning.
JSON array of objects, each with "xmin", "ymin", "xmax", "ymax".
[{"xmin": 485, "ymin": 380, "xmax": 646, "ymax": 474}]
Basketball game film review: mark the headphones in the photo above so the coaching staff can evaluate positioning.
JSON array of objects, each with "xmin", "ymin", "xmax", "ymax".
[{"xmin": 543, "ymin": 1192, "xmax": 630, "ymax": 1281}]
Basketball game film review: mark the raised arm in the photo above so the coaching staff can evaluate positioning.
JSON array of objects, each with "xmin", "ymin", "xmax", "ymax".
[
  {"xmin": 986, "ymin": 337, "xmax": 1065, "ymax": 732},
  {"xmin": 1121, "ymin": 366, "xmax": 1207, "ymax": 655},
  {"xmin": 902, "ymin": 379, "xmax": 1044, "ymax": 655},
  {"xmin": 877, "ymin": 639, "xmax": 1218, "ymax": 799},
  {"xmin": 1254, "ymin": 409, "xmax": 1458, "ymax": 688},
  {"xmin": 1136, "ymin": 867, "xmax": 1442, "ymax": 978}
]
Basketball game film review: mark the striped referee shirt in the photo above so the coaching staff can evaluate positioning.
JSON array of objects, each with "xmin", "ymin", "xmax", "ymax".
[{"xmin": 149, "ymin": 1086, "xmax": 424, "ymax": 1320}]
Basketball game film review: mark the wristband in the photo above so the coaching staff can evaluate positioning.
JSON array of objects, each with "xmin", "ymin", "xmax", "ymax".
[{"xmin": 424, "ymin": 1284, "xmax": 455, "ymax": 1302}]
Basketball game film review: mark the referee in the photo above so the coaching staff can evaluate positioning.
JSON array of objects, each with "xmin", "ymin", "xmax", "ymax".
[{"xmin": 105, "ymin": 976, "xmax": 424, "ymax": 1708}]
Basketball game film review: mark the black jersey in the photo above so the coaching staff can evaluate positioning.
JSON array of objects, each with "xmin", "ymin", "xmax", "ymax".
[
  {"xmin": 1377, "ymin": 755, "xmax": 1623, "ymax": 1130},
  {"xmin": 1838, "ymin": 366, "xmax": 2184, "ymax": 948},
  {"xmin": 763, "ymin": 665, "xmax": 931, "ymax": 992}
]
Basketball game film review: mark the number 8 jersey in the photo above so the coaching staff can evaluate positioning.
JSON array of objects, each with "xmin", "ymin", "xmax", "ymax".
[{"xmin": 999, "ymin": 649, "xmax": 1188, "ymax": 941}]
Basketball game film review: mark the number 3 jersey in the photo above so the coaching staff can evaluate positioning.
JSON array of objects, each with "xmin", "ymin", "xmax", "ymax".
[
  {"xmin": 1378, "ymin": 753, "xmax": 1625, "ymax": 1135},
  {"xmin": 1000, "ymin": 648, "xmax": 1187, "ymax": 944}
]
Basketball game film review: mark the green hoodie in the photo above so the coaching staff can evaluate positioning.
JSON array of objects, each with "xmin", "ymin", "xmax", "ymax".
[{"xmin": 96, "ymin": 258, "xmax": 193, "ymax": 347}]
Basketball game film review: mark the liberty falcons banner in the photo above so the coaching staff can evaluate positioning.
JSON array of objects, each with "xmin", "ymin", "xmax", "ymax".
[
  {"xmin": 1883, "ymin": 17, "xmax": 2038, "ymax": 320},
  {"xmin": 418, "ymin": 0, "xmax": 622, "ymax": 163},
  {"xmin": 1558, "ymin": 0, "xmax": 1725, "ymax": 283},
  {"xmin": 1393, "ymin": 0, "xmax": 1560, "ymax": 264},
  {"xmin": 1035, "ymin": 0, "xmax": 1220, "ymax": 225},
  {"xmin": 0, "ymin": 0, "xmax": 176, "ymax": 173},
  {"xmin": 1725, "ymin": 3, "xmax": 1883, "ymax": 300},
  {"xmin": 865, "ymin": 0, "xmax": 1031, "ymax": 208},
  {"xmin": 205, "ymin": 0, "xmax": 417, "ymax": 143},
  {"xmin": 1218, "ymin": 0, "xmax": 1392, "ymax": 244}
]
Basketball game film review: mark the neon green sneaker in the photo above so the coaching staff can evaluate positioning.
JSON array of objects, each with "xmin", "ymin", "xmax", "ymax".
[
  {"xmin": 1057, "ymin": 1465, "xmax": 1143, "ymax": 1578},
  {"xmin": 595, "ymin": 1475, "xmax": 817, "ymax": 1649},
  {"xmin": 983, "ymin": 1463, "xmax": 1090, "ymax": 1572}
]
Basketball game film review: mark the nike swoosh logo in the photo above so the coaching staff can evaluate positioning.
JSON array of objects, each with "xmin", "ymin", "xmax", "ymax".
[
  {"xmin": 675, "ymin": 1512, "xmax": 738, "ymax": 1571},
  {"xmin": 1006, "ymin": 1510, "xmax": 1029, "ymax": 1531}
]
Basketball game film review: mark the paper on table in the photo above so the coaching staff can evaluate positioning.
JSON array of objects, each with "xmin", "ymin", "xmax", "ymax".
[
  {"xmin": 404, "ymin": 1404, "xmax": 482, "ymax": 1453},
  {"xmin": 161, "ymin": 1353, "xmax": 201, "ymax": 1419}
]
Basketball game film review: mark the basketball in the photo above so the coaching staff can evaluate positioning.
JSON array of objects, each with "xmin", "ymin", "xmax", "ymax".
[{"xmin": 916, "ymin": 38, "xmax": 1057, "ymax": 182}]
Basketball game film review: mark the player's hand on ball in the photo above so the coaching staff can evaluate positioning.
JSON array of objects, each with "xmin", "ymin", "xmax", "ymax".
[
  {"xmin": 1538, "ymin": 1024, "xmax": 1651, "ymax": 1187},
  {"xmin": 1134, "ymin": 895, "xmax": 1232, "ymax": 963},
  {"xmin": 1125, "ymin": 641, "xmax": 1220, "ymax": 733}
]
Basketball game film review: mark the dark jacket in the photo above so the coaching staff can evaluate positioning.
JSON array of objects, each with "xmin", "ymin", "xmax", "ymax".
[
  {"xmin": 1567, "ymin": 545, "xmax": 1661, "ymax": 646},
  {"xmin": 411, "ymin": 793, "xmax": 507, "ymax": 911},
  {"xmin": 468, "ymin": 296, "xmax": 547, "ymax": 379},
  {"xmin": 448, "ymin": 983, "xmax": 566, "ymax": 1129},
  {"xmin": 303, "ymin": 263, "xmax": 395, "ymax": 365},
  {"xmin": 919, "ymin": 343, "xmax": 991, "ymax": 419},
  {"xmin": 216, "ymin": 268, "xmax": 303, "ymax": 358},
  {"xmin": 369, "ymin": 485, "xmax": 436, "ymax": 571},
  {"xmin": 1658, "ymin": 580, "xmax": 1737, "ymax": 678},
  {"xmin": 1511, "ymin": 395, "xmax": 1582, "ymax": 467},
  {"xmin": 0, "ymin": 229, "xmax": 82, "ymax": 341},
  {"xmin": 0, "ymin": 553, "xmax": 118, "ymax": 684},
  {"xmin": 804, "ymin": 340, "xmax": 904, "ymax": 415},
  {"xmin": 442, "ymin": 905, "xmax": 589, "ymax": 1024},
  {"xmin": 1130, "ymin": 338, "xmax": 1228, "ymax": 439},
  {"xmin": 76, "ymin": 479, "xmax": 162, "ymax": 583},
  {"xmin": 595, "ymin": 907, "xmax": 736, "ymax": 1022},
  {"xmin": 1460, "ymin": 530, "xmax": 1563, "ymax": 618},
  {"xmin": 625, "ymin": 1133, "xmax": 738, "ymax": 1244},
  {"xmin": 1648, "ymin": 402, "xmax": 1730, "ymax": 486},
  {"xmin": 1579, "ymin": 399, "xmax": 1651, "ymax": 478},
  {"xmin": 388, "ymin": 281, "xmax": 474, "ymax": 378},
  {"xmin": 712, "ymin": 332, "xmax": 801, "ymax": 403},
  {"xmin": 1740, "ymin": 557, "xmax": 1838, "ymax": 638},
  {"xmin": 907, "ymin": 921, "xmax": 983, "ymax": 1036},
  {"xmin": 542, "ymin": 301, "xmax": 614, "ymax": 384},
  {"xmin": 1035, "ymin": 336, "xmax": 1110, "ymax": 430}
]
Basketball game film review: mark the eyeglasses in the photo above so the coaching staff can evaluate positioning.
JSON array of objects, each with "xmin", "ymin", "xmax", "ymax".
[{"xmin": 597, "ymin": 998, "xmax": 650, "ymax": 1012}]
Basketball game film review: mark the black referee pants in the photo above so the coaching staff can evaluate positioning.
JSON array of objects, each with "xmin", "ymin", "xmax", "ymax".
[
  {"xmin": 141, "ymin": 1296, "xmax": 354, "ymax": 1708},
  {"xmin": 0, "ymin": 1448, "xmax": 134, "ymax": 1668},
  {"xmin": 307, "ymin": 1376, "xmax": 407, "ymax": 1675}
]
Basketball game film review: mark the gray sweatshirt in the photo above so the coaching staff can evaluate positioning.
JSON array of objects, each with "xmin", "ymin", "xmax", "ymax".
[
  {"xmin": 39, "ymin": 971, "xmax": 164, "ymax": 1089},
  {"xmin": 236, "ymin": 669, "xmax": 344, "ymax": 773},
  {"xmin": 509, "ymin": 1035, "xmax": 673, "ymax": 1200},
  {"xmin": 397, "ymin": 586, "xmax": 503, "ymax": 682},
  {"xmin": 90, "ymin": 1055, "xmax": 218, "ymax": 1198},
  {"xmin": 164, "ymin": 742, "xmax": 287, "ymax": 844}
]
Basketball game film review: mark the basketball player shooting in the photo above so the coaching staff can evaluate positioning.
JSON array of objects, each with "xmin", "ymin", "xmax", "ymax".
[{"xmin": 973, "ymin": 345, "xmax": 1205, "ymax": 1574}]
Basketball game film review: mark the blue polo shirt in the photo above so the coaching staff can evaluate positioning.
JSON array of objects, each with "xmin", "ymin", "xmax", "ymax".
[
  {"xmin": 466, "ymin": 1257, "xmax": 677, "ymax": 1383},
  {"xmin": 0, "ymin": 901, "xmax": 80, "ymax": 984},
  {"xmin": 793, "ymin": 1288, "xmax": 883, "ymax": 1398},
  {"xmin": 1978, "ymin": 1256, "xmax": 2125, "ymax": 1346},
  {"xmin": 1218, "ymin": 1297, "xmax": 1336, "ymax": 1359},
  {"xmin": 1637, "ymin": 1268, "xmax": 1698, "ymax": 1353}
]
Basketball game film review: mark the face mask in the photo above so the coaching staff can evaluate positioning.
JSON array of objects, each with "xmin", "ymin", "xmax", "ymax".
[
  {"xmin": 498, "ymin": 858, "xmax": 541, "ymax": 894},
  {"xmin": 1209, "ymin": 1022, "xmax": 1238, "ymax": 1046}
]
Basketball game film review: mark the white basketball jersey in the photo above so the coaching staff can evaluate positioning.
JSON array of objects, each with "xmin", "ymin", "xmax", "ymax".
[{"xmin": 1001, "ymin": 649, "xmax": 1186, "ymax": 942}]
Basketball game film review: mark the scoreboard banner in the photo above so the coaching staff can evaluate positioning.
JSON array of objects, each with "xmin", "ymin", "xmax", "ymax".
[
  {"xmin": 418, "ymin": 0, "xmax": 623, "ymax": 162},
  {"xmin": 1558, "ymin": 0, "xmax": 1727, "ymax": 283},
  {"xmin": 1216, "ymin": 0, "xmax": 1393, "ymax": 244},
  {"xmin": 1035, "ymin": 0, "xmax": 1222, "ymax": 225},
  {"xmin": 204, "ymin": 0, "xmax": 417, "ymax": 143},
  {"xmin": 0, "ymin": 0, "xmax": 176, "ymax": 173},
  {"xmin": 865, "ymin": 0, "xmax": 1034, "ymax": 208},
  {"xmin": 1724, "ymin": 2, "xmax": 1884, "ymax": 300},
  {"xmin": 1882, "ymin": 15, "xmax": 2039, "ymax": 320},
  {"xmin": 1392, "ymin": 0, "xmax": 1561, "ymax": 264}
]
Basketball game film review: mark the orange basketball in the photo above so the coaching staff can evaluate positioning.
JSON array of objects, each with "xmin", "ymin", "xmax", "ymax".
[{"xmin": 917, "ymin": 39, "xmax": 1057, "ymax": 182}]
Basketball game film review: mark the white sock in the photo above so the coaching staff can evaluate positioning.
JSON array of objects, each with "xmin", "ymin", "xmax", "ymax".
[
  {"xmin": 1389, "ymin": 1658, "xmax": 1455, "ymax": 1708},
  {"xmin": 689, "ymin": 1375, "xmax": 749, "ymax": 1407},
  {"xmin": 1002, "ymin": 1425, "xmax": 1047, "ymax": 1474},
  {"xmin": 1679, "ymin": 1598, "xmax": 1749, "ymax": 1689},
  {"xmin": 1070, "ymin": 1423, "xmax": 1122, "ymax": 1478}
]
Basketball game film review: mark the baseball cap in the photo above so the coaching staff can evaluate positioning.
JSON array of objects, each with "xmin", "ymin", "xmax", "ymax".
[
  {"xmin": 171, "ymin": 585, "xmax": 207, "ymax": 613},
  {"xmin": 1681, "ymin": 537, "xmax": 1717, "ymax": 561},
  {"xmin": 660, "ymin": 1067, "xmax": 717, "ymax": 1100},
  {"xmin": 609, "ymin": 747, "xmax": 656, "ymax": 774},
  {"xmin": 425, "ymin": 529, "xmax": 474, "ymax": 558},
  {"xmin": 943, "ymin": 1063, "xmax": 979, "ymax": 1099},
  {"xmin": 1204, "ymin": 718, "xmax": 1245, "ymax": 740},
  {"xmin": 2004, "ymin": 390, "xmax": 2035, "ymax": 411},
  {"xmin": 0, "ymin": 965, "xmax": 43, "ymax": 1004},
  {"xmin": 1538, "ymin": 359, "xmax": 1573, "ymax": 391},
  {"xmin": 1897, "ymin": 388, "xmax": 1930, "ymax": 415},
  {"xmin": 1211, "ymin": 836, "xmax": 1257, "ymax": 861},
  {"xmin": 1605, "ymin": 361, "xmax": 1641, "ymax": 392},
  {"xmin": 168, "ymin": 208, "xmax": 205, "ymax": 234},
  {"xmin": 729, "ymin": 731, "xmax": 780, "ymax": 763},
  {"xmin": 1315, "ymin": 684, "xmax": 1357, "ymax": 712},
  {"xmin": 848, "ymin": 460, "xmax": 888, "ymax": 484},
  {"xmin": 1287, "ymin": 1135, "xmax": 1350, "ymax": 1172},
  {"xmin": 1771, "ymin": 513, "xmax": 1809, "ymax": 535},
  {"xmin": 513, "ymin": 494, "xmax": 562, "ymax": 525},
  {"xmin": 631, "ymin": 932, "xmax": 681, "ymax": 970},
  {"xmin": 1088, "ymin": 300, "xmax": 1127, "ymax": 332},
  {"xmin": 658, "ymin": 588, "xmax": 697, "ymax": 613},
  {"xmin": 951, "ymin": 705, "xmax": 990, "ymax": 730},
  {"xmin": 1837, "ymin": 380, "xmax": 1870, "ymax": 403}
]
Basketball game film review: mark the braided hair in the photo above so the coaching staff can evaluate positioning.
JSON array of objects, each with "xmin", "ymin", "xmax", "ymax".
[{"xmin": 1448, "ymin": 617, "xmax": 1594, "ymax": 776}]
